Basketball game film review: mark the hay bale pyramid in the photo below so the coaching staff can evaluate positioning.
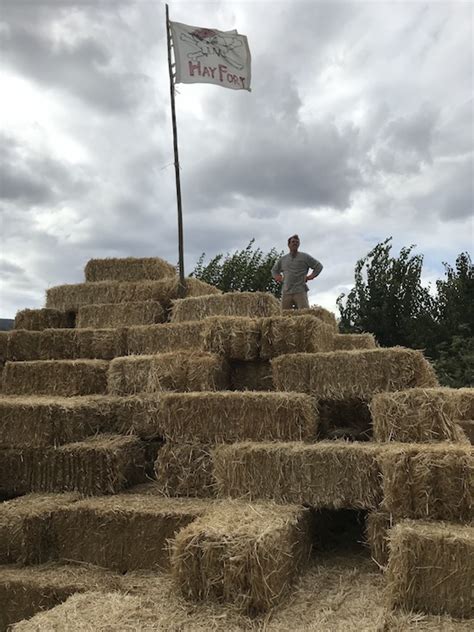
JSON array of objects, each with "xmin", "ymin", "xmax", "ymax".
[{"xmin": 0, "ymin": 256, "xmax": 472, "ymax": 630}]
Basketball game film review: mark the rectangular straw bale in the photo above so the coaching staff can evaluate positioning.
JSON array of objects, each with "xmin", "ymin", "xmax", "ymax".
[
  {"xmin": 14, "ymin": 308, "xmax": 73, "ymax": 331},
  {"xmin": 46, "ymin": 277, "xmax": 219, "ymax": 312},
  {"xmin": 77, "ymin": 301, "xmax": 165, "ymax": 329},
  {"xmin": 108, "ymin": 352, "xmax": 229, "ymax": 395},
  {"xmin": 2, "ymin": 435, "xmax": 146, "ymax": 496},
  {"xmin": 214, "ymin": 441, "xmax": 383, "ymax": 509},
  {"xmin": 272, "ymin": 348, "xmax": 438, "ymax": 399},
  {"xmin": 229, "ymin": 360, "xmax": 273, "ymax": 391},
  {"xmin": 0, "ymin": 564, "xmax": 122, "ymax": 631},
  {"xmin": 84, "ymin": 256, "xmax": 177, "ymax": 282},
  {"xmin": 0, "ymin": 492, "xmax": 80, "ymax": 564},
  {"xmin": 457, "ymin": 420, "xmax": 474, "ymax": 444},
  {"xmin": 171, "ymin": 291, "xmax": 280, "ymax": 322},
  {"xmin": 8, "ymin": 327, "xmax": 126, "ymax": 361},
  {"xmin": 379, "ymin": 443, "xmax": 473, "ymax": 522},
  {"xmin": 371, "ymin": 388, "xmax": 471, "ymax": 443},
  {"xmin": 0, "ymin": 331, "xmax": 9, "ymax": 362},
  {"xmin": 386, "ymin": 520, "xmax": 474, "ymax": 618},
  {"xmin": 0, "ymin": 395, "xmax": 119, "ymax": 448},
  {"xmin": 260, "ymin": 315, "xmax": 334, "ymax": 359},
  {"xmin": 366, "ymin": 510, "xmax": 393, "ymax": 568},
  {"xmin": 2, "ymin": 359, "xmax": 109, "ymax": 396},
  {"xmin": 150, "ymin": 391, "xmax": 318, "ymax": 443},
  {"xmin": 50, "ymin": 494, "xmax": 210, "ymax": 572},
  {"xmin": 126, "ymin": 320, "xmax": 206, "ymax": 355},
  {"xmin": 171, "ymin": 499, "xmax": 311, "ymax": 613},
  {"xmin": 202, "ymin": 316, "xmax": 261, "ymax": 360},
  {"xmin": 333, "ymin": 333, "xmax": 377, "ymax": 350},
  {"xmin": 283, "ymin": 306, "xmax": 338, "ymax": 331},
  {"xmin": 154, "ymin": 443, "xmax": 216, "ymax": 497}
]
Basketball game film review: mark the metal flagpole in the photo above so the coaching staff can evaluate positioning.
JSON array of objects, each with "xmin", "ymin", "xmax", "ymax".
[{"xmin": 165, "ymin": 4, "xmax": 185, "ymax": 297}]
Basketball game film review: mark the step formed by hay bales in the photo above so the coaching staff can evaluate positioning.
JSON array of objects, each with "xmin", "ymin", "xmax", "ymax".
[
  {"xmin": 333, "ymin": 333, "xmax": 377, "ymax": 350},
  {"xmin": 171, "ymin": 500, "xmax": 311, "ymax": 613},
  {"xmin": 126, "ymin": 321, "xmax": 206, "ymax": 355},
  {"xmin": 2, "ymin": 359, "xmax": 110, "ymax": 397},
  {"xmin": 2, "ymin": 435, "xmax": 146, "ymax": 496},
  {"xmin": 154, "ymin": 443, "xmax": 216, "ymax": 497},
  {"xmin": 371, "ymin": 388, "xmax": 473, "ymax": 443},
  {"xmin": 386, "ymin": 520, "xmax": 474, "ymax": 618},
  {"xmin": 272, "ymin": 348, "xmax": 438, "ymax": 399},
  {"xmin": 0, "ymin": 493, "xmax": 80, "ymax": 564},
  {"xmin": 202, "ymin": 316, "xmax": 261, "ymax": 361},
  {"xmin": 170, "ymin": 291, "xmax": 280, "ymax": 322},
  {"xmin": 379, "ymin": 443, "xmax": 473, "ymax": 522},
  {"xmin": 50, "ymin": 495, "xmax": 211, "ymax": 572},
  {"xmin": 365, "ymin": 510, "xmax": 393, "ymax": 568},
  {"xmin": 46, "ymin": 277, "xmax": 219, "ymax": 312},
  {"xmin": 108, "ymin": 352, "xmax": 229, "ymax": 395},
  {"xmin": 7, "ymin": 328, "xmax": 127, "ymax": 362},
  {"xmin": 283, "ymin": 306, "xmax": 338, "ymax": 331},
  {"xmin": 229, "ymin": 360, "xmax": 273, "ymax": 391},
  {"xmin": 0, "ymin": 564, "xmax": 121, "ymax": 631},
  {"xmin": 0, "ymin": 396, "xmax": 119, "ymax": 448},
  {"xmin": 84, "ymin": 256, "xmax": 177, "ymax": 282},
  {"xmin": 77, "ymin": 301, "xmax": 166, "ymax": 329},
  {"xmin": 214, "ymin": 441, "xmax": 383, "ymax": 509},
  {"xmin": 132, "ymin": 391, "xmax": 317, "ymax": 443},
  {"xmin": 14, "ymin": 308, "xmax": 73, "ymax": 331},
  {"xmin": 260, "ymin": 315, "xmax": 334, "ymax": 359}
]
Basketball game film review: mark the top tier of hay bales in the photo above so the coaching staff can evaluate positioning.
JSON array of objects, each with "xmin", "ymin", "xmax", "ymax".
[
  {"xmin": 170, "ymin": 292, "xmax": 280, "ymax": 322},
  {"xmin": 84, "ymin": 257, "xmax": 176, "ymax": 282},
  {"xmin": 46, "ymin": 278, "xmax": 219, "ymax": 312}
]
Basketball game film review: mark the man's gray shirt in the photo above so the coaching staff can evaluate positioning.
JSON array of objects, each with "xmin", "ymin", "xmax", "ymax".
[{"xmin": 272, "ymin": 252, "xmax": 323, "ymax": 294}]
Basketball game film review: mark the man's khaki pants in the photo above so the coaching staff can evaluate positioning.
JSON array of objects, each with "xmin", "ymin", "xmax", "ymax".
[{"xmin": 281, "ymin": 292, "xmax": 310, "ymax": 310}]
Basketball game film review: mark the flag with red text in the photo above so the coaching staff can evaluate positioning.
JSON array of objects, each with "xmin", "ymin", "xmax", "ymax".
[{"xmin": 169, "ymin": 21, "xmax": 251, "ymax": 91}]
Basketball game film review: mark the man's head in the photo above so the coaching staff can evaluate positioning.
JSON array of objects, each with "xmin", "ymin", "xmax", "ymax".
[{"xmin": 288, "ymin": 234, "xmax": 300, "ymax": 255}]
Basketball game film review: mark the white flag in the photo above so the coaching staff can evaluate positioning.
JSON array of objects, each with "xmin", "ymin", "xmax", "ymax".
[{"xmin": 169, "ymin": 21, "xmax": 251, "ymax": 91}]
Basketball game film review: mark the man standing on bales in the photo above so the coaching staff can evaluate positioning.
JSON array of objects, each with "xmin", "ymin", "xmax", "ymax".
[{"xmin": 271, "ymin": 234, "xmax": 323, "ymax": 309}]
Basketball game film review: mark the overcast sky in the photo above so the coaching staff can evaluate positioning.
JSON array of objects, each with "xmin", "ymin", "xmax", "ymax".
[{"xmin": 0, "ymin": 0, "xmax": 472, "ymax": 318}]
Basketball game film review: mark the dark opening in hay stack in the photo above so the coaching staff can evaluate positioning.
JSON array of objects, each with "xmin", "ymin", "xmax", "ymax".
[
  {"xmin": 229, "ymin": 360, "xmax": 273, "ymax": 391},
  {"xmin": 14, "ymin": 309, "xmax": 73, "ymax": 331},
  {"xmin": 126, "ymin": 321, "xmax": 206, "ymax": 355},
  {"xmin": 50, "ymin": 494, "xmax": 211, "ymax": 572},
  {"xmin": 317, "ymin": 398, "xmax": 372, "ymax": 441},
  {"xmin": 386, "ymin": 520, "xmax": 474, "ymax": 619},
  {"xmin": 0, "ymin": 493, "xmax": 80, "ymax": 564},
  {"xmin": 171, "ymin": 500, "xmax": 311, "ymax": 614},
  {"xmin": 170, "ymin": 291, "xmax": 280, "ymax": 322},
  {"xmin": 108, "ymin": 352, "xmax": 229, "ymax": 395},
  {"xmin": 457, "ymin": 419, "xmax": 474, "ymax": 444},
  {"xmin": 213, "ymin": 441, "xmax": 383, "ymax": 509},
  {"xmin": 84, "ymin": 256, "xmax": 177, "ymax": 282},
  {"xmin": 77, "ymin": 301, "xmax": 165, "ymax": 329},
  {"xmin": 371, "ymin": 387, "xmax": 473, "ymax": 443},
  {"xmin": 7, "ymin": 328, "xmax": 127, "ymax": 362},
  {"xmin": 378, "ymin": 442, "xmax": 473, "ymax": 522},
  {"xmin": 272, "ymin": 348, "xmax": 438, "ymax": 399},
  {"xmin": 2, "ymin": 359, "xmax": 110, "ymax": 397},
  {"xmin": 0, "ymin": 395, "xmax": 119, "ymax": 448}
]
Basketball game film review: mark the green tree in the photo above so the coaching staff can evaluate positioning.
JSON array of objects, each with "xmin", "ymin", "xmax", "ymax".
[
  {"xmin": 336, "ymin": 238, "xmax": 437, "ymax": 349},
  {"xmin": 191, "ymin": 239, "xmax": 284, "ymax": 297}
]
